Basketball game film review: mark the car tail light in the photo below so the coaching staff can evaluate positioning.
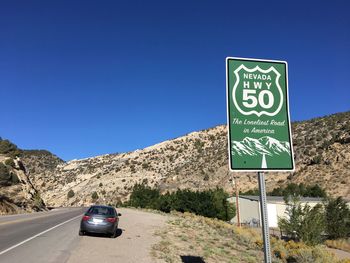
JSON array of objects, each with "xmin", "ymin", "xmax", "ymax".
[
  {"xmin": 82, "ymin": 215, "xmax": 91, "ymax": 221},
  {"xmin": 106, "ymin": 217, "xmax": 116, "ymax": 223}
]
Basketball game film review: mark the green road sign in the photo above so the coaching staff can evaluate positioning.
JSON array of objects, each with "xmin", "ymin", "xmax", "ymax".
[{"xmin": 226, "ymin": 57, "xmax": 294, "ymax": 171}]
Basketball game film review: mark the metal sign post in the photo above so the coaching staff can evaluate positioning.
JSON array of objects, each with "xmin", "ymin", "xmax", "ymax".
[
  {"xmin": 258, "ymin": 172, "xmax": 271, "ymax": 263},
  {"xmin": 226, "ymin": 57, "xmax": 294, "ymax": 263}
]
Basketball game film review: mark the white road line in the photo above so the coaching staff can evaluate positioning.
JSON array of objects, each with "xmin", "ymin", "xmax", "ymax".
[{"xmin": 0, "ymin": 214, "xmax": 82, "ymax": 256}]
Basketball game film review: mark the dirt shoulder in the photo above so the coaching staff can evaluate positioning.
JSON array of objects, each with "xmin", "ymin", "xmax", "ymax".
[
  {"xmin": 67, "ymin": 208, "xmax": 167, "ymax": 263},
  {"xmin": 326, "ymin": 247, "xmax": 350, "ymax": 260}
]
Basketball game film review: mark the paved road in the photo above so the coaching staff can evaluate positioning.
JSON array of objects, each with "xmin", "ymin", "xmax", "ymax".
[
  {"xmin": 0, "ymin": 207, "xmax": 166, "ymax": 263},
  {"xmin": 0, "ymin": 207, "xmax": 86, "ymax": 263}
]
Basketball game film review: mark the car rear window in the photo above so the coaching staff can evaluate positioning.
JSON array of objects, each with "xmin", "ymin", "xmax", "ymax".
[{"xmin": 88, "ymin": 206, "xmax": 115, "ymax": 216}]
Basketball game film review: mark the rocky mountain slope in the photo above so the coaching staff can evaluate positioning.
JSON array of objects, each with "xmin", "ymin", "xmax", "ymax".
[
  {"xmin": 20, "ymin": 111, "xmax": 349, "ymax": 207},
  {"xmin": 2, "ymin": 111, "xmax": 349, "ymax": 209},
  {"xmin": 0, "ymin": 154, "xmax": 45, "ymax": 214},
  {"xmin": 0, "ymin": 138, "xmax": 62, "ymax": 214}
]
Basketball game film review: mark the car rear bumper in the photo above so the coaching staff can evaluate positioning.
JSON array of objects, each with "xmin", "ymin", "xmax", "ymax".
[{"xmin": 80, "ymin": 221, "xmax": 116, "ymax": 234}]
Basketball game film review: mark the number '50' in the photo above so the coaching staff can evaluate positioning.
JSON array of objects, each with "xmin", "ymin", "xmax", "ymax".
[{"xmin": 242, "ymin": 89, "xmax": 274, "ymax": 109}]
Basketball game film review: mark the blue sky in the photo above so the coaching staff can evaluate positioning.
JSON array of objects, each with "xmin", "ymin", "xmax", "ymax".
[{"xmin": 0, "ymin": 0, "xmax": 349, "ymax": 160}]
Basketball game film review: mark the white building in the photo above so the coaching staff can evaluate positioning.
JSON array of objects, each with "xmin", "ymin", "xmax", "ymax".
[{"xmin": 227, "ymin": 195, "xmax": 324, "ymax": 228}]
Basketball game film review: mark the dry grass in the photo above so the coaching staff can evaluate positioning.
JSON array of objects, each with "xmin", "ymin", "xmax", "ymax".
[
  {"xmin": 152, "ymin": 212, "xmax": 350, "ymax": 263},
  {"xmin": 152, "ymin": 211, "xmax": 263, "ymax": 263},
  {"xmin": 325, "ymin": 238, "xmax": 350, "ymax": 253}
]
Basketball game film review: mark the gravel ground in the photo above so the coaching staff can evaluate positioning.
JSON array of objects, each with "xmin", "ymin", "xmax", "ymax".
[{"xmin": 67, "ymin": 208, "xmax": 167, "ymax": 263}]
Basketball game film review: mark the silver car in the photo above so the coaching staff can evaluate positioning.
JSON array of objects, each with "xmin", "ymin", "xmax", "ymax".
[{"xmin": 79, "ymin": 205, "xmax": 121, "ymax": 238}]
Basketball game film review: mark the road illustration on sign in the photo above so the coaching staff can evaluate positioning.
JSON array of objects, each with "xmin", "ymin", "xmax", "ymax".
[{"xmin": 226, "ymin": 57, "xmax": 294, "ymax": 171}]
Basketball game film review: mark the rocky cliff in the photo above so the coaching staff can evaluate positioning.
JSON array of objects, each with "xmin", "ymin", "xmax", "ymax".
[{"xmin": 0, "ymin": 155, "xmax": 45, "ymax": 214}]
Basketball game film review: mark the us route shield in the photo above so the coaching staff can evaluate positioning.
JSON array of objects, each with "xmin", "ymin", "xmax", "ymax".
[{"xmin": 226, "ymin": 57, "xmax": 294, "ymax": 171}]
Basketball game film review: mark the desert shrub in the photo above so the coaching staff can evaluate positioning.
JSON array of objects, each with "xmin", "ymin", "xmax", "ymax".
[
  {"xmin": 33, "ymin": 192, "xmax": 45, "ymax": 209},
  {"xmin": 310, "ymin": 154, "xmax": 322, "ymax": 165},
  {"xmin": 271, "ymin": 238, "xmax": 289, "ymax": 260},
  {"xmin": 272, "ymin": 239, "xmax": 343, "ymax": 263},
  {"xmin": 4, "ymin": 158, "xmax": 15, "ymax": 168},
  {"xmin": 194, "ymin": 139, "xmax": 205, "ymax": 152},
  {"xmin": 11, "ymin": 173, "xmax": 20, "ymax": 184},
  {"xmin": 67, "ymin": 189, "xmax": 75, "ymax": 198},
  {"xmin": 91, "ymin": 191, "xmax": 99, "ymax": 200},
  {"xmin": 288, "ymin": 245, "xmax": 334, "ymax": 263},
  {"xmin": 0, "ymin": 163, "xmax": 19, "ymax": 185},
  {"xmin": 303, "ymin": 149, "xmax": 310, "ymax": 156},
  {"xmin": 0, "ymin": 163, "xmax": 11, "ymax": 183},
  {"xmin": 0, "ymin": 139, "xmax": 22, "ymax": 157},
  {"xmin": 142, "ymin": 163, "xmax": 149, "ymax": 169}
]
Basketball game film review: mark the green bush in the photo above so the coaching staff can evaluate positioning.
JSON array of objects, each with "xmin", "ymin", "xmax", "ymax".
[
  {"xmin": 240, "ymin": 188, "xmax": 260, "ymax": 195},
  {"xmin": 127, "ymin": 184, "xmax": 160, "ymax": 209},
  {"xmin": 269, "ymin": 183, "xmax": 327, "ymax": 198},
  {"xmin": 126, "ymin": 184, "xmax": 235, "ymax": 221},
  {"xmin": 325, "ymin": 197, "xmax": 350, "ymax": 239},
  {"xmin": 278, "ymin": 199, "xmax": 325, "ymax": 246},
  {"xmin": 67, "ymin": 189, "xmax": 75, "ymax": 199}
]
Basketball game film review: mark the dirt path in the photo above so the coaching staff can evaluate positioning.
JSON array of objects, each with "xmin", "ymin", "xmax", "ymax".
[
  {"xmin": 326, "ymin": 247, "xmax": 350, "ymax": 260},
  {"xmin": 67, "ymin": 208, "xmax": 167, "ymax": 263}
]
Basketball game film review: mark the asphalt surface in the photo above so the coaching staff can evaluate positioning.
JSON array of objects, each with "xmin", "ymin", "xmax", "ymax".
[
  {"xmin": 0, "ymin": 207, "xmax": 167, "ymax": 263},
  {"xmin": 0, "ymin": 207, "xmax": 86, "ymax": 263}
]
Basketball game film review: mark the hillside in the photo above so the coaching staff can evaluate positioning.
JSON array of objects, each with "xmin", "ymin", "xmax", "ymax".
[
  {"xmin": 0, "ymin": 155, "xmax": 45, "ymax": 214},
  {"xmin": 19, "ymin": 111, "xmax": 349, "ymax": 207},
  {"xmin": 0, "ymin": 139, "xmax": 62, "ymax": 214}
]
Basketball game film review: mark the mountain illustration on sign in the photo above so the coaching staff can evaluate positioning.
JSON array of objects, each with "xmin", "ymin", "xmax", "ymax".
[{"xmin": 231, "ymin": 136, "xmax": 290, "ymax": 157}]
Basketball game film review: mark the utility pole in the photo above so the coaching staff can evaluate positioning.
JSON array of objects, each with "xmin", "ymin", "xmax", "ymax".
[{"xmin": 230, "ymin": 173, "xmax": 240, "ymax": 227}]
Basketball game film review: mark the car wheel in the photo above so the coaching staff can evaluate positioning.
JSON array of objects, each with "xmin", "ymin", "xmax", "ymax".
[
  {"xmin": 79, "ymin": 230, "xmax": 84, "ymax": 236},
  {"xmin": 110, "ymin": 230, "xmax": 116, "ymax": 238}
]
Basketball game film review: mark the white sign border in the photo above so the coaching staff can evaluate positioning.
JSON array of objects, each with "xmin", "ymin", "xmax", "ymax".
[{"xmin": 226, "ymin": 56, "xmax": 295, "ymax": 172}]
